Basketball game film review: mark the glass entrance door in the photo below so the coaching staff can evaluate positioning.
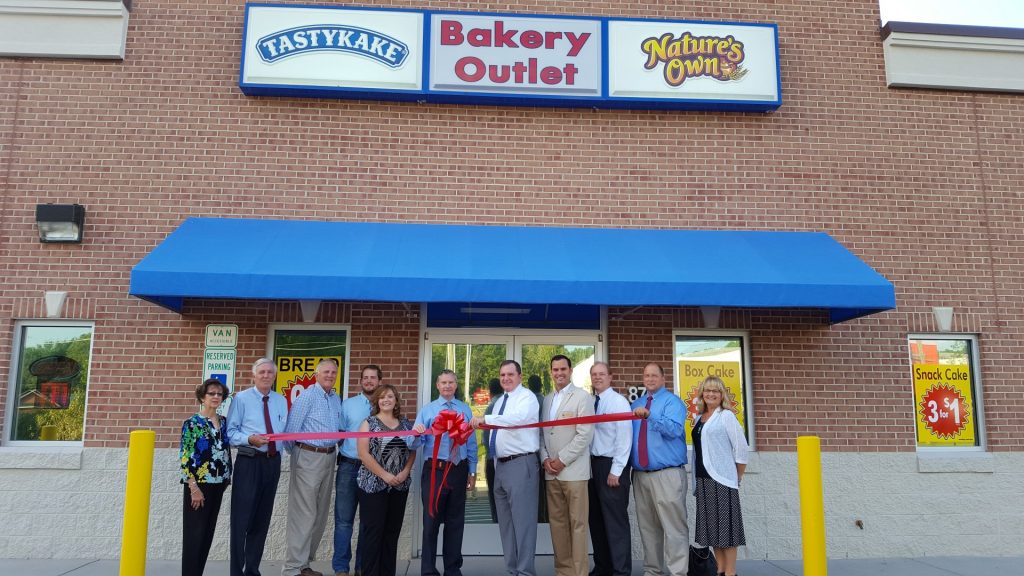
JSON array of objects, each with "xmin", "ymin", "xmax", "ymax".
[{"xmin": 420, "ymin": 330, "xmax": 601, "ymax": 556}]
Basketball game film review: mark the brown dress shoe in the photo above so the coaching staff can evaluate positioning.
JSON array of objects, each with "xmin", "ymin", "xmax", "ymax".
[{"xmin": 299, "ymin": 568, "xmax": 323, "ymax": 576}]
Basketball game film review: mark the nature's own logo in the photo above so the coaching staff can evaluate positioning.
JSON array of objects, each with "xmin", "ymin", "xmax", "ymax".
[
  {"xmin": 641, "ymin": 32, "xmax": 747, "ymax": 87},
  {"xmin": 256, "ymin": 25, "xmax": 409, "ymax": 68}
]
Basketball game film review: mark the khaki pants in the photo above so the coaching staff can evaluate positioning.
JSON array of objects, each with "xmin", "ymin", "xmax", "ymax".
[
  {"xmin": 546, "ymin": 478, "xmax": 589, "ymax": 576},
  {"xmin": 632, "ymin": 467, "xmax": 690, "ymax": 576},
  {"xmin": 283, "ymin": 448, "xmax": 337, "ymax": 576}
]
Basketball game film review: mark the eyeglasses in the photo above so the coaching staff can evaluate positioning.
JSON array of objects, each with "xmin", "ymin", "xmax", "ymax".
[{"xmin": 205, "ymin": 391, "xmax": 224, "ymax": 397}]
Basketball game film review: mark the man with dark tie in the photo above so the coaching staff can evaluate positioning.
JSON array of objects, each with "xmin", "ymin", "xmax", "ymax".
[
  {"xmin": 630, "ymin": 362, "xmax": 689, "ymax": 576},
  {"xmin": 226, "ymin": 358, "xmax": 288, "ymax": 576},
  {"xmin": 588, "ymin": 361, "xmax": 632, "ymax": 576},
  {"xmin": 411, "ymin": 369, "xmax": 478, "ymax": 576},
  {"xmin": 470, "ymin": 360, "xmax": 540, "ymax": 576}
]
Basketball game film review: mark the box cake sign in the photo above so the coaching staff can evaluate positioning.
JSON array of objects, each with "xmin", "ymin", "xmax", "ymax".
[{"xmin": 240, "ymin": 3, "xmax": 780, "ymax": 111}]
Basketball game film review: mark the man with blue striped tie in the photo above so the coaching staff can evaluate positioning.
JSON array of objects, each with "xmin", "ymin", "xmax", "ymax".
[{"xmin": 410, "ymin": 369, "xmax": 478, "ymax": 576}]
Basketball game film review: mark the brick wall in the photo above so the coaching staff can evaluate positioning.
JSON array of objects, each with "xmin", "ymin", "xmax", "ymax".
[{"xmin": 0, "ymin": 0, "xmax": 1022, "ymax": 451}]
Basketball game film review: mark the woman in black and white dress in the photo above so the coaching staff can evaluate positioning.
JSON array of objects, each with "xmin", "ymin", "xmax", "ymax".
[
  {"xmin": 357, "ymin": 383, "xmax": 416, "ymax": 576},
  {"xmin": 691, "ymin": 376, "xmax": 749, "ymax": 576}
]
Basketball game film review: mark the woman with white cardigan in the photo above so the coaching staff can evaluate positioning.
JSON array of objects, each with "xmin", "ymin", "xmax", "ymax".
[{"xmin": 690, "ymin": 376, "xmax": 749, "ymax": 576}]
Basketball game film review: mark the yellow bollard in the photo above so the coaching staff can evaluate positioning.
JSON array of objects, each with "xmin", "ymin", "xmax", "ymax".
[
  {"xmin": 120, "ymin": 430, "xmax": 156, "ymax": 576},
  {"xmin": 797, "ymin": 435, "xmax": 827, "ymax": 576},
  {"xmin": 40, "ymin": 425, "xmax": 58, "ymax": 441}
]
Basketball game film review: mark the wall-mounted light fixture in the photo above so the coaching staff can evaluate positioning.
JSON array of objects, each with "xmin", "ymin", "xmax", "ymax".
[
  {"xmin": 459, "ymin": 307, "xmax": 531, "ymax": 314},
  {"xmin": 44, "ymin": 291, "xmax": 68, "ymax": 318},
  {"xmin": 300, "ymin": 300, "xmax": 321, "ymax": 323},
  {"xmin": 700, "ymin": 306, "xmax": 721, "ymax": 329},
  {"xmin": 36, "ymin": 204, "xmax": 85, "ymax": 243},
  {"xmin": 932, "ymin": 306, "xmax": 954, "ymax": 332}
]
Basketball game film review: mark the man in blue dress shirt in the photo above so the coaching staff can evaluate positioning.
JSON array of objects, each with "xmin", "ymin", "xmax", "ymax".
[
  {"xmin": 332, "ymin": 365, "xmax": 381, "ymax": 576},
  {"xmin": 630, "ymin": 362, "xmax": 689, "ymax": 576},
  {"xmin": 283, "ymin": 359, "xmax": 344, "ymax": 576},
  {"xmin": 227, "ymin": 357, "xmax": 288, "ymax": 576},
  {"xmin": 411, "ymin": 369, "xmax": 478, "ymax": 576}
]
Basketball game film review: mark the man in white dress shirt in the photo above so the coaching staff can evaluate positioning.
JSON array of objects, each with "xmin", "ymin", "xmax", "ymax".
[
  {"xmin": 470, "ymin": 360, "xmax": 540, "ymax": 576},
  {"xmin": 587, "ymin": 361, "xmax": 633, "ymax": 576}
]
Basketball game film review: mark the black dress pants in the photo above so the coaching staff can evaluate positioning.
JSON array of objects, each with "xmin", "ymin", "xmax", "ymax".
[
  {"xmin": 485, "ymin": 457, "xmax": 497, "ymax": 523},
  {"xmin": 182, "ymin": 482, "xmax": 228, "ymax": 576},
  {"xmin": 358, "ymin": 487, "xmax": 409, "ymax": 576},
  {"xmin": 588, "ymin": 456, "xmax": 632, "ymax": 576},
  {"xmin": 420, "ymin": 460, "xmax": 468, "ymax": 576},
  {"xmin": 230, "ymin": 452, "xmax": 281, "ymax": 576}
]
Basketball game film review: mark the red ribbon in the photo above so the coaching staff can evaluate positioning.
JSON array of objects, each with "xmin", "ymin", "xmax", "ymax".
[
  {"xmin": 265, "ymin": 411, "xmax": 639, "ymax": 442},
  {"xmin": 264, "ymin": 429, "xmax": 420, "ymax": 442},
  {"xmin": 478, "ymin": 411, "xmax": 639, "ymax": 430},
  {"xmin": 426, "ymin": 410, "xmax": 474, "ymax": 517},
  {"xmin": 265, "ymin": 410, "xmax": 641, "ymax": 519}
]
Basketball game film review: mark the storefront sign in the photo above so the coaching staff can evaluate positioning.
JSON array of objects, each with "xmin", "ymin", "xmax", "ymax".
[
  {"xmin": 275, "ymin": 355, "xmax": 344, "ymax": 409},
  {"xmin": 677, "ymin": 359, "xmax": 745, "ymax": 444},
  {"xmin": 429, "ymin": 14, "xmax": 601, "ymax": 97},
  {"xmin": 913, "ymin": 362, "xmax": 976, "ymax": 447},
  {"xmin": 240, "ymin": 4, "xmax": 780, "ymax": 111},
  {"xmin": 607, "ymin": 20, "xmax": 780, "ymax": 105},
  {"xmin": 242, "ymin": 5, "xmax": 424, "ymax": 93}
]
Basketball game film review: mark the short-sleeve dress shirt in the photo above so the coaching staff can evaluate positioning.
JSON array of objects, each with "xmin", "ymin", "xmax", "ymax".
[{"xmin": 283, "ymin": 384, "xmax": 343, "ymax": 450}]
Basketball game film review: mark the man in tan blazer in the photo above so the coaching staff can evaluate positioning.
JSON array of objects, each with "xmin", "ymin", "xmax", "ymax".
[{"xmin": 540, "ymin": 355, "xmax": 596, "ymax": 576}]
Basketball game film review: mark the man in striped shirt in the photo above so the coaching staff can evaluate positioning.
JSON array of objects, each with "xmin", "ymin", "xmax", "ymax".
[{"xmin": 283, "ymin": 359, "xmax": 344, "ymax": 576}]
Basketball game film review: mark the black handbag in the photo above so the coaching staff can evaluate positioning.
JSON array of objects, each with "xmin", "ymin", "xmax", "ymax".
[{"xmin": 687, "ymin": 544, "xmax": 718, "ymax": 576}]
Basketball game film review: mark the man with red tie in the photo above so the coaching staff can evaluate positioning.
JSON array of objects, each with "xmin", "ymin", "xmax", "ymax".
[
  {"xmin": 630, "ymin": 362, "xmax": 689, "ymax": 576},
  {"xmin": 226, "ymin": 358, "xmax": 288, "ymax": 576}
]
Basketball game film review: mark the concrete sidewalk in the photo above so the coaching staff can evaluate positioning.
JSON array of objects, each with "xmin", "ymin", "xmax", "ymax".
[{"xmin": 1, "ymin": 555, "xmax": 1020, "ymax": 576}]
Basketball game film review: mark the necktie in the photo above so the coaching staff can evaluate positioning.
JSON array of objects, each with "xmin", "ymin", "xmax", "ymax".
[
  {"xmin": 489, "ymin": 394, "xmax": 508, "ymax": 458},
  {"xmin": 444, "ymin": 401, "xmax": 458, "ymax": 464},
  {"xmin": 594, "ymin": 394, "xmax": 600, "ymax": 412},
  {"xmin": 637, "ymin": 394, "xmax": 653, "ymax": 468},
  {"xmin": 262, "ymin": 395, "xmax": 277, "ymax": 457}
]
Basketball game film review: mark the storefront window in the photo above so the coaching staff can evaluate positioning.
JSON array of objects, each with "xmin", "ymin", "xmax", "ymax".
[
  {"xmin": 270, "ymin": 326, "xmax": 349, "ymax": 410},
  {"xmin": 909, "ymin": 336, "xmax": 983, "ymax": 448},
  {"xmin": 6, "ymin": 322, "xmax": 93, "ymax": 443},
  {"xmin": 674, "ymin": 333, "xmax": 751, "ymax": 445}
]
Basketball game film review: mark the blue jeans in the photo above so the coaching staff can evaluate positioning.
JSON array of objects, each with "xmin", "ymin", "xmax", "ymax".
[{"xmin": 333, "ymin": 458, "xmax": 363, "ymax": 573}]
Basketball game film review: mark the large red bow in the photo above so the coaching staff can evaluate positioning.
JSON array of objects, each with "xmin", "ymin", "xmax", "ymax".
[{"xmin": 427, "ymin": 410, "xmax": 473, "ymax": 517}]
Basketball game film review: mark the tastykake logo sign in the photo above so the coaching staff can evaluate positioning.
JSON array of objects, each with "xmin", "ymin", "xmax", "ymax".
[
  {"xmin": 240, "ymin": 4, "xmax": 780, "ymax": 111},
  {"xmin": 242, "ymin": 5, "xmax": 424, "ymax": 92},
  {"xmin": 256, "ymin": 25, "xmax": 410, "ymax": 67}
]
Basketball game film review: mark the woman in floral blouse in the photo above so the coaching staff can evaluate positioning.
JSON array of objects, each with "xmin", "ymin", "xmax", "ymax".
[
  {"xmin": 357, "ymin": 384, "xmax": 416, "ymax": 576},
  {"xmin": 179, "ymin": 378, "xmax": 232, "ymax": 576}
]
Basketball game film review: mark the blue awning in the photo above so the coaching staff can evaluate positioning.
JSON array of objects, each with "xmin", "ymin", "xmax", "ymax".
[{"xmin": 129, "ymin": 218, "xmax": 896, "ymax": 323}]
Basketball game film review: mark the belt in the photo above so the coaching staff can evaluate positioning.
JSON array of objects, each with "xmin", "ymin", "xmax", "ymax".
[
  {"xmin": 338, "ymin": 455, "xmax": 361, "ymax": 466},
  {"xmin": 634, "ymin": 465, "xmax": 680, "ymax": 473},
  {"xmin": 497, "ymin": 452, "xmax": 535, "ymax": 463},
  {"xmin": 235, "ymin": 446, "xmax": 280, "ymax": 459},
  {"xmin": 297, "ymin": 442, "xmax": 336, "ymax": 455},
  {"xmin": 424, "ymin": 458, "xmax": 466, "ymax": 470}
]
